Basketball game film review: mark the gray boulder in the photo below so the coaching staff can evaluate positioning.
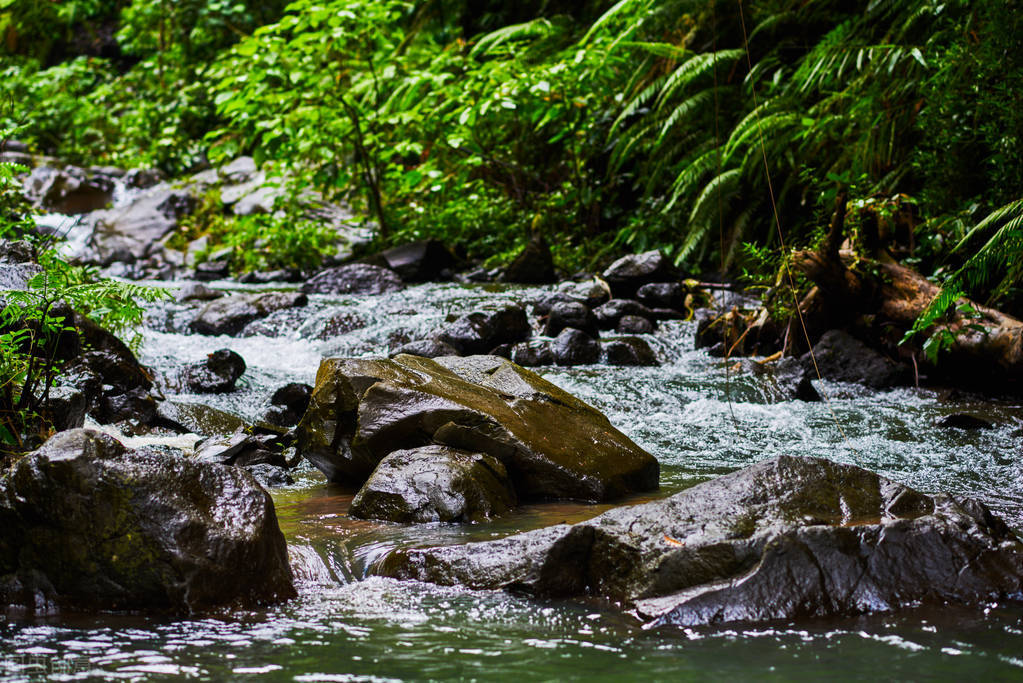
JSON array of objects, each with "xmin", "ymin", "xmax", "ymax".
[
  {"xmin": 191, "ymin": 292, "xmax": 308, "ymax": 336},
  {"xmin": 350, "ymin": 445, "xmax": 517, "ymax": 523},
  {"xmin": 90, "ymin": 185, "xmax": 196, "ymax": 264},
  {"xmin": 23, "ymin": 165, "xmax": 113, "ymax": 215},
  {"xmin": 379, "ymin": 239, "xmax": 457, "ymax": 282},
  {"xmin": 0, "ymin": 430, "xmax": 295, "ymax": 613},
  {"xmin": 803, "ymin": 330, "xmax": 910, "ymax": 389},
  {"xmin": 378, "ymin": 455, "xmax": 1023, "ymax": 627},
  {"xmin": 295, "ymin": 354, "xmax": 658, "ymax": 501},
  {"xmin": 302, "ymin": 264, "xmax": 403, "ymax": 295},
  {"xmin": 392, "ymin": 339, "xmax": 461, "ymax": 359}
]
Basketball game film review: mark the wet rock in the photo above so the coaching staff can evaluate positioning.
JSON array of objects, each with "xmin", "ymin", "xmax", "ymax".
[
  {"xmin": 245, "ymin": 464, "xmax": 294, "ymax": 488},
  {"xmin": 936, "ymin": 413, "xmax": 994, "ymax": 430},
  {"xmin": 124, "ymin": 168, "xmax": 165, "ymax": 189},
  {"xmin": 295, "ymin": 354, "xmax": 658, "ymax": 501},
  {"xmin": 637, "ymin": 282, "xmax": 685, "ymax": 310},
  {"xmin": 41, "ymin": 385, "xmax": 87, "ymax": 431},
  {"xmin": 191, "ymin": 292, "xmax": 308, "ymax": 336},
  {"xmin": 502, "ymin": 235, "xmax": 556, "ymax": 284},
  {"xmin": 752, "ymin": 356, "xmax": 822, "ymax": 402},
  {"xmin": 551, "ymin": 328, "xmax": 601, "ymax": 366},
  {"xmin": 194, "ymin": 431, "xmax": 288, "ymax": 469},
  {"xmin": 0, "ymin": 262, "xmax": 42, "ymax": 290},
  {"xmin": 511, "ymin": 339, "xmax": 555, "ymax": 367},
  {"xmin": 62, "ymin": 315, "xmax": 158, "ymax": 424},
  {"xmin": 0, "ymin": 239, "xmax": 35, "ymax": 264},
  {"xmin": 393, "ymin": 339, "xmax": 461, "ymax": 359},
  {"xmin": 300, "ymin": 310, "xmax": 368, "ymax": 341},
  {"xmin": 221, "ymin": 156, "xmax": 258, "ymax": 183},
  {"xmin": 156, "ymin": 401, "xmax": 248, "ymax": 437},
  {"xmin": 803, "ymin": 330, "xmax": 910, "ymax": 389},
  {"xmin": 378, "ymin": 455, "xmax": 1023, "ymax": 628},
  {"xmin": 0, "ymin": 429, "xmax": 295, "ymax": 613},
  {"xmin": 272, "ymin": 382, "xmax": 313, "ymax": 413},
  {"xmin": 302, "ymin": 264, "xmax": 404, "ymax": 295},
  {"xmin": 603, "ymin": 337, "xmax": 658, "ymax": 366},
  {"xmin": 436, "ymin": 305, "xmax": 531, "ymax": 355},
  {"xmin": 380, "ymin": 239, "xmax": 457, "ymax": 282},
  {"xmin": 177, "ymin": 349, "xmax": 246, "ymax": 393},
  {"xmin": 90, "ymin": 185, "xmax": 196, "ymax": 265},
  {"xmin": 178, "ymin": 282, "xmax": 224, "ymax": 302},
  {"xmin": 602, "ymin": 250, "xmax": 677, "ymax": 298},
  {"xmin": 264, "ymin": 383, "xmax": 312, "ymax": 428},
  {"xmin": 23, "ymin": 165, "xmax": 113, "ymax": 215},
  {"xmin": 194, "ymin": 259, "xmax": 230, "ymax": 281},
  {"xmin": 616, "ymin": 315, "xmax": 655, "ymax": 334},
  {"xmin": 544, "ymin": 302, "xmax": 599, "ymax": 338},
  {"xmin": 350, "ymin": 445, "xmax": 517, "ymax": 523},
  {"xmin": 593, "ymin": 299, "xmax": 654, "ymax": 330}
]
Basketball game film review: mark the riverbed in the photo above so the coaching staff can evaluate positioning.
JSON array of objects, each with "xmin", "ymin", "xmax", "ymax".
[{"xmin": 3, "ymin": 280, "xmax": 1023, "ymax": 680}]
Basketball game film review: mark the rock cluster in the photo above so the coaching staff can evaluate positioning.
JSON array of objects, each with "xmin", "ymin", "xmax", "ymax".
[
  {"xmin": 295, "ymin": 354, "xmax": 660, "ymax": 521},
  {"xmin": 378, "ymin": 455, "xmax": 1023, "ymax": 627}
]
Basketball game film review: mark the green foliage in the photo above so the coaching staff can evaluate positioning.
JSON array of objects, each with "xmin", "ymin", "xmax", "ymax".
[{"xmin": 0, "ymin": 132, "xmax": 167, "ymax": 450}]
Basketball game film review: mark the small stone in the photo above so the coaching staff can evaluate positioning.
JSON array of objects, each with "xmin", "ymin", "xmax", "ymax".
[{"xmin": 552, "ymin": 328, "xmax": 600, "ymax": 366}]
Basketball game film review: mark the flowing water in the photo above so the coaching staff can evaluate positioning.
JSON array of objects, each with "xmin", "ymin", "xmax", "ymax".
[{"xmin": 3, "ymin": 279, "xmax": 1023, "ymax": 681}]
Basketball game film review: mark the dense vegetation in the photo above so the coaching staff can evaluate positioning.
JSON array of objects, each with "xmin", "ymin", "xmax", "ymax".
[{"xmin": 2, "ymin": 0, "xmax": 1021, "ymax": 308}]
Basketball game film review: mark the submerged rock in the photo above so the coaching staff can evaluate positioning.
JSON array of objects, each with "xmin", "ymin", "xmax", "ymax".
[
  {"xmin": 350, "ymin": 445, "xmax": 517, "ymax": 523},
  {"xmin": 302, "ymin": 264, "xmax": 404, "ymax": 295},
  {"xmin": 378, "ymin": 455, "xmax": 1023, "ymax": 627},
  {"xmin": 295, "ymin": 354, "xmax": 658, "ymax": 501},
  {"xmin": 0, "ymin": 430, "xmax": 295, "ymax": 613}
]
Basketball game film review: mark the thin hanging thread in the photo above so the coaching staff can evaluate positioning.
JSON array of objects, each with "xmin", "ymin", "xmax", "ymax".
[{"xmin": 734, "ymin": 0, "xmax": 858, "ymax": 453}]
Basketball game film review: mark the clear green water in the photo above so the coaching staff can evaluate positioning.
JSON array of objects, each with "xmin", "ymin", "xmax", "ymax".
[{"xmin": 3, "ymin": 281, "xmax": 1023, "ymax": 681}]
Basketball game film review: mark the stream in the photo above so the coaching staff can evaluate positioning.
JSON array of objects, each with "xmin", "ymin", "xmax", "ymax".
[{"xmin": 3, "ymin": 273, "xmax": 1023, "ymax": 679}]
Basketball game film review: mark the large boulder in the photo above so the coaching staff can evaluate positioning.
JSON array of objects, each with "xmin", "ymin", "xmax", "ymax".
[
  {"xmin": 601, "ymin": 250, "xmax": 677, "ymax": 298},
  {"xmin": 90, "ymin": 185, "xmax": 196, "ymax": 264},
  {"xmin": 302, "ymin": 264, "xmax": 404, "ymax": 295},
  {"xmin": 350, "ymin": 445, "xmax": 517, "ymax": 523},
  {"xmin": 0, "ymin": 430, "xmax": 295, "ymax": 613},
  {"xmin": 191, "ymin": 292, "xmax": 307, "ymax": 336},
  {"xmin": 502, "ymin": 235, "xmax": 556, "ymax": 284},
  {"xmin": 379, "ymin": 239, "xmax": 457, "ymax": 282},
  {"xmin": 23, "ymin": 165, "xmax": 114, "ymax": 215},
  {"xmin": 378, "ymin": 455, "xmax": 1023, "ymax": 627},
  {"xmin": 435, "ymin": 305, "xmax": 531, "ymax": 355},
  {"xmin": 295, "ymin": 354, "xmax": 658, "ymax": 502},
  {"xmin": 803, "ymin": 329, "xmax": 910, "ymax": 389}
]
